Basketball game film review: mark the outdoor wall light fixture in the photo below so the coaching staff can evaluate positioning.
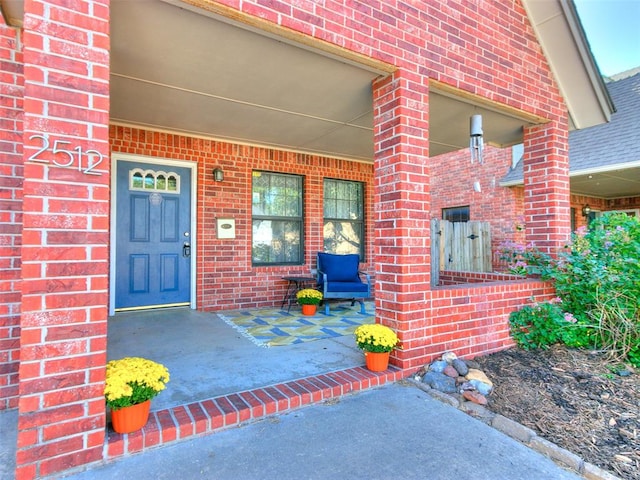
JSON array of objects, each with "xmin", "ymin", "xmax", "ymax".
[
  {"xmin": 213, "ymin": 167, "xmax": 224, "ymax": 182},
  {"xmin": 582, "ymin": 204, "xmax": 592, "ymax": 217},
  {"xmin": 470, "ymin": 114, "xmax": 484, "ymax": 164}
]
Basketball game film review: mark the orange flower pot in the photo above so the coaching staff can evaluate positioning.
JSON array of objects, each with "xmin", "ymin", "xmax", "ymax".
[
  {"xmin": 111, "ymin": 400, "xmax": 151, "ymax": 434},
  {"xmin": 364, "ymin": 351, "xmax": 390, "ymax": 372},
  {"xmin": 301, "ymin": 304, "xmax": 317, "ymax": 316}
]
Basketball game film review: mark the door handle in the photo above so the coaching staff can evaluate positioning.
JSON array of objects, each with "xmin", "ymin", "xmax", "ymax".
[{"xmin": 183, "ymin": 242, "xmax": 191, "ymax": 258}]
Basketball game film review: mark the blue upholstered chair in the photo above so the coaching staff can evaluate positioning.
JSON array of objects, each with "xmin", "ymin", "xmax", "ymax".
[{"xmin": 316, "ymin": 252, "xmax": 371, "ymax": 315}]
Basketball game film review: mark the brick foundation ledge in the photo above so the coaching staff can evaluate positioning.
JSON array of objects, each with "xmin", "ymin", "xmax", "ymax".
[{"xmin": 104, "ymin": 366, "xmax": 404, "ymax": 460}]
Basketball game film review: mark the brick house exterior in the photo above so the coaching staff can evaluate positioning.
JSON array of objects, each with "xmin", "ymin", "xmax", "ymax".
[
  {"xmin": 431, "ymin": 70, "xmax": 640, "ymax": 270},
  {"xmin": 0, "ymin": 0, "xmax": 612, "ymax": 477}
]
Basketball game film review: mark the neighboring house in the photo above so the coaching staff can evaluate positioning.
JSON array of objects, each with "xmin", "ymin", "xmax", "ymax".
[
  {"xmin": 432, "ymin": 69, "xmax": 639, "ymax": 269},
  {"xmin": 503, "ymin": 68, "xmax": 640, "ymax": 227},
  {"xmin": 0, "ymin": 0, "xmax": 613, "ymax": 477}
]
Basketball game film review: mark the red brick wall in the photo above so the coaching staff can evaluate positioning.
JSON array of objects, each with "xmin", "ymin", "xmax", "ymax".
[
  {"xmin": 572, "ymin": 195, "xmax": 640, "ymax": 231},
  {"xmin": 110, "ymin": 126, "xmax": 376, "ymax": 310},
  {"xmin": 439, "ymin": 270, "xmax": 525, "ymax": 285},
  {"xmin": 428, "ymin": 141, "xmax": 638, "ymax": 255},
  {"xmin": 421, "ymin": 279, "xmax": 556, "ymax": 363},
  {"xmin": 430, "ymin": 146, "xmax": 526, "ymax": 270},
  {"xmin": 523, "ymin": 121, "xmax": 571, "ymax": 254},
  {"xmin": 0, "ymin": 17, "xmax": 23, "ymax": 410},
  {"xmin": 4, "ymin": 0, "xmax": 576, "ymax": 476},
  {"xmin": 607, "ymin": 196, "xmax": 640, "ymax": 211},
  {"xmin": 16, "ymin": 1, "xmax": 111, "ymax": 478}
]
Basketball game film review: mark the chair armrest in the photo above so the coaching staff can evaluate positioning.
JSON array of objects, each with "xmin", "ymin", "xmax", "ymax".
[{"xmin": 358, "ymin": 271, "xmax": 371, "ymax": 284}]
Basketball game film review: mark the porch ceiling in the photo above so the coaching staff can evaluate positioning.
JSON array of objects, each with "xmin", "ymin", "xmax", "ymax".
[
  {"xmin": 570, "ymin": 166, "xmax": 640, "ymax": 199},
  {"xmin": 3, "ymin": 0, "xmax": 538, "ymax": 161}
]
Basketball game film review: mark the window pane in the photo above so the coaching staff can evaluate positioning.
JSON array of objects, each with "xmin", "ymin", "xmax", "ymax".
[
  {"xmin": 323, "ymin": 221, "xmax": 362, "ymax": 255},
  {"xmin": 442, "ymin": 206, "xmax": 470, "ymax": 223},
  {"xmin": 156, "ymin": 174, "xmax": 166, "ymax": 191},
  {"xmin": 323, "ymin": 179, "xmax": 364, "ymax": 257},
  {"xmin": 252, "ymin": 171, "xmax": 303, "ymax": 265},
  {"xmin": 132, "ymin": 172, "xmax": 144, "ymax": 189},
  {"xmin": 252, "ymin": 220, "xmax": 301, "ymax": 264}
]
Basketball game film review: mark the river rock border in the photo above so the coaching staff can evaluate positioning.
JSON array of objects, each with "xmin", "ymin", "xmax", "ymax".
[{"xmin": 407, "ymin": 351, "xmax": 622, "ymax": 480}]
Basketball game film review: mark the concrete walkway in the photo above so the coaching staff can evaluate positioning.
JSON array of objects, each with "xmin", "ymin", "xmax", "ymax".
[{"xmin": 63, "ymin": 383, "xmax": 581, "ymax": 480}]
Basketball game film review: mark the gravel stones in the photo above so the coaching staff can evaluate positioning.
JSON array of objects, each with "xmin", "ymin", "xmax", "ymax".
[
  {"xmin": 416, "ymin": 351, "xmax": 494, "ymax": 406},
  {"xmin": 443, "ymin": 365, "xmax": 459, "ymax": 378},
  {"xmin": 462, "ymin": 390, "xmax": 488, "ymax": 405},
  {"xmin": 422, "ymin": 371, "xmax": 458, "ymax": 394},
  {"xmin": 451, "ymin": 358, "xmax": 469, "ymax": 376},
  {"xmin": 429, "ymin": 360, "xmax": 448, "ymax": 373}
]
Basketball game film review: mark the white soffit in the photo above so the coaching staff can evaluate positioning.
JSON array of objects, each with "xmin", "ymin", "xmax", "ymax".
[{"xmin": 522, "ymin": 0, "xmax": 614, "ymax": 130}]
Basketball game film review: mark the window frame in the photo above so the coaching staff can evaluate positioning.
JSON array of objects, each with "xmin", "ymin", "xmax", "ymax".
[
  {"xmin": 322, "ymin": 178, "xmax": 365, "ymax": 259},
  {"xmin": 251, "ymin": 170, "xmax": 304, "ymax": 266},
  {"xmin": 442, "ymin": 205, "xmax": 470, "ymax": 223}
]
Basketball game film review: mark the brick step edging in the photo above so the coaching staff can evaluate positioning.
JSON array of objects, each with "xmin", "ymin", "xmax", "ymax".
[{"xmin": 106, "ymin": 366, "xmax": 405, "ymax": 459}]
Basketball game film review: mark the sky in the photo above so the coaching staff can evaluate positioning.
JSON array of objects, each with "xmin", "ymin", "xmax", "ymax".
[{"xmin": 573, "ymin": 0, "xmax": 640, "ymax": 77}]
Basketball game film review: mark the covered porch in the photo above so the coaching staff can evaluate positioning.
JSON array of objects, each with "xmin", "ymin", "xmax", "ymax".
[
  {"xmin": 0, "ymin": 0, "xmax": 614, "ymax": 477},
  {"xmin": 102, "ymin": 303, "xmax": 403, "ymax": 460},
  {"xmin": 108, "ymin": 303, "xmax": 375, "ymax": 413}
]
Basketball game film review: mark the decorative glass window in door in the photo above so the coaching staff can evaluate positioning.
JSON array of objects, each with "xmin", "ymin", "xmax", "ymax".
[{"xmin": 130, "ymin": 168, "xmax": 180, "ymax": 194}]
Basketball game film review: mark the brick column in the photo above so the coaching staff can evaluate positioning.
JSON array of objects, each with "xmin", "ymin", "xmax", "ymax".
[
  {"xmin": 16, "ymin": 1, "xmax": 110, "ymax": 478},
  {"xmin": 372, "ymin": 69, "xmax": 431, "ymax": 369},
  {"xmin": 522, "ymin": 119, "xmax": 571, "ymax": 255},
  {"xmin": 0, "ymin": 18, "xmax": 24, "ymax": 410}
]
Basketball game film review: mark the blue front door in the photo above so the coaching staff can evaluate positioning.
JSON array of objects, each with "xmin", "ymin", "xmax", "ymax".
[{"xmin": 115, "ymin": 160, "xmax": 192, "ymax": 310}]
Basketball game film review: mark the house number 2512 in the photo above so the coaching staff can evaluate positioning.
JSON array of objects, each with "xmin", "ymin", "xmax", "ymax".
[{"xmin": 28, "ymin": 134, "xmax": 104, "ymax": 176}]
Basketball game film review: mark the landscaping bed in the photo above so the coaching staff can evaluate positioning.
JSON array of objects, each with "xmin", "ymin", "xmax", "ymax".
[{"xmin": 474, "ymin": 345, "xmax": 639, "ymax": 479}]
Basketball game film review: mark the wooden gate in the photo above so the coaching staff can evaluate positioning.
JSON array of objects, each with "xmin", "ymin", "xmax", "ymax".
[{"xmin": 431, "ymin": 219, "xmax": 492, "ymax": 282}]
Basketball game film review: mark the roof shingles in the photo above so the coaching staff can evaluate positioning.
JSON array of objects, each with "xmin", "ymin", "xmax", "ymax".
[{"xmin": 501, "ymin": 70, "xmax": 640, "ymax": 185}]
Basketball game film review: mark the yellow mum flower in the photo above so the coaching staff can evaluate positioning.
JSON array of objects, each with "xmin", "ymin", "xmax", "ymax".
[
  {"xmin": 354, "ymin": 324, "xmax": 399, "ymax": 353},
  {"xmin": 104, "ymin": 357, "xmax": 170, "ymax": 411},
  {"xmin": 296, "ymin": 288, "xmax": 323, "ymax": 305}
]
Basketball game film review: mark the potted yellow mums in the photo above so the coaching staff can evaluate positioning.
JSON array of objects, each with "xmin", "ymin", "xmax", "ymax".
[
  {"xmin": 354, "ymin": 323, "xmax": 400, "ymax": 371},
  {"xmin": 104, "ymin": 357, "xmax": 170, "ymax": 433},
  {"xmin": 296, "ymin": 288, "xmax": 323, "ymax": 316}
]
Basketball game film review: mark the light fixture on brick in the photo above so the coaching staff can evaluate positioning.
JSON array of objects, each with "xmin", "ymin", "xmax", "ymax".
[
  {"xmin": 213, "ymin": 167, "xmax": 224, "ymax": 182},
  {"xmin": 470, "ymin": 114, "xmax": 484, "ymax": 164},
  {"xmin": 582, "ymin": 204, "xmax": 591, "ymax": 217}
]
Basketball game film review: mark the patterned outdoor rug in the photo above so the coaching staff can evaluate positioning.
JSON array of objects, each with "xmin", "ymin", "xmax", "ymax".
[{"xmin": 218, "ymin": 301, "xmax": 374, "ymax": 347}]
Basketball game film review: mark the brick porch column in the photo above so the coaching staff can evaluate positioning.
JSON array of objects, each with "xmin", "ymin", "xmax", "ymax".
[
  {"xmin": 0, "ymin": 17, "xmax": 24, "ymax": 410},
  {"xmin": 523, "ymin": 119, "xmax": 571, "ymax": 255},
  {"xmin": 16, "ymin": 1, "xmax": 110, "ymax": 478},
  {"xmin": 372, "ymin": 69, "xmax": 431, "ymax": 369}
]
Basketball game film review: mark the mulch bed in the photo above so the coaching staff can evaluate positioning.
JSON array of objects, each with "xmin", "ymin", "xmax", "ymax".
[{"xmin": 474, "ymin": 345, "xmax": 639, "ymax": 479}]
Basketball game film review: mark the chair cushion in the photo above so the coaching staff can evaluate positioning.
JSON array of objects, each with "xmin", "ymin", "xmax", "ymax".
[
  {"xmin": 324, "ymin": 281, "xmax": 369, "ymax": 293},
  {"xmin": 317, "ymin": 253, "xmax": 360, "ymax": 282}
]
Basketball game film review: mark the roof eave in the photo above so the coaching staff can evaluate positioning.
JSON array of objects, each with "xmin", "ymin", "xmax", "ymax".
[{"xmin": 522, "ymin": 0, "xmax": 615, "ymax": 130}]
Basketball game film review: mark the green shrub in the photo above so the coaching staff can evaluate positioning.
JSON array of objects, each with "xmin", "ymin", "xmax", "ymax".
[
  {"xmin": 508, "ymin": 301, "xmax": 564, "ymax": 350},
  {"xmin": 501, "ymin": 213, "xmax": 640, "ymax": 367}
]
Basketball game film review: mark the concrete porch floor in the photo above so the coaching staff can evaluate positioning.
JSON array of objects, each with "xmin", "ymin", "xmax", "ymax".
[
  {"xmin": 102, "ymin": 305, "xmax": 403, "ymax": 463},
  {"xmin": 1, "ymin": 304, "xmax": 405, "ymax": 479},
  {"xmin": 107, "ymin": 306, "xmax": 369, "ymax": 412}
]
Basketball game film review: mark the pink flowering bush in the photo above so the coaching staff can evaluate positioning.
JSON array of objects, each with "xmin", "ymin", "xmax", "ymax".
[{"xmin": 500, "ymin": 213, "xmax": 640, "ymax": 367}]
